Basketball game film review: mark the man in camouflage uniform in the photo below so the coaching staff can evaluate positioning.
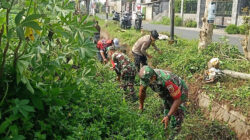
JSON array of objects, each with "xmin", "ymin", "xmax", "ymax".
[
  {"xmin": 138, "ymin": 66, "xmax": 188, "ymax": 133},
  {"xmin": 107, "ymin": 45, "xmax": 137, "ymax": 100}
]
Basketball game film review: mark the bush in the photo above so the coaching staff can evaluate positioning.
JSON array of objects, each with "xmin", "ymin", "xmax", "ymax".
[
  {"xmin": 175, "ymin": 16, "xmax": 183, "ymax": 26},
  {"xmin": 161, "ymin": 17, "xmax": 171, "ymax": 25},
  {"xmin": 225, "ymin": 24, "xmax": 239, "ymax": 34},
  {"xmin": 184, "ymin": 19, "xmax": 197, "ymax": 27},
  {"xmin": 152, "ymin": 17, "xmax": 170, "ymax": 25},
  {"xmin": 153, "ymin": 16, "xmax": 182, "ymax": 26},
  {"xmin": 238, "ymin": 24, "xmax": 247, "ymax": 35}
]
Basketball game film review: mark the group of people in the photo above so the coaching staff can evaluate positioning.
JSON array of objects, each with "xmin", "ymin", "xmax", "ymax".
[{"xmin": 93, "ymin": 21, "xmax": 189, "ymax": 136}]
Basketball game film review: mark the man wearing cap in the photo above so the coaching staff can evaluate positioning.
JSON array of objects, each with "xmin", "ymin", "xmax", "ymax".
[
  {"xmin": 107, "ymin": 45, "xmax": 137, "ymax": 100},
  {"xmin": 138, "ymin": 66, "xmax": 188, "ymax": 133},
  {"xmin": 132, "ymin": 30, "xmax": 162, "ymax": 72}
]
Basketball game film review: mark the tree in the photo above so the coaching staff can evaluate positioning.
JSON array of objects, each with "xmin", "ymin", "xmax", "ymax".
[
  {"xmin": 198, "ymin": 0, "xmax": 215, "ymax": 50},
  {"xmin": 241, "ymin": 8, "xmax": 250, "ymax": 61},
  {"xmin": 241, "ymin": 16, "xmax": 250, "ymax": 61}
]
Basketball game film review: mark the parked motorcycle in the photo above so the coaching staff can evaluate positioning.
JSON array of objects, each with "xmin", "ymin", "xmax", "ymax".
[
  {"xmin": 120, "ymin": 12, "xmax": 132, "ymax": 29},
  {"xmin": 112, "ymin": 12, "xmax": 120, "ymax": 21},
  {"xmin": 134, "ymin": 12, "xmax": 143, "ymax": 30}
]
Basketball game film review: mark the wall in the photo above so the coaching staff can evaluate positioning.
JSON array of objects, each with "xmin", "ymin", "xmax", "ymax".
[
  {"xmin": 198, "ymin": 93, "xmax": 250, "ymax": 140},
  {"xmin": 146, "ymin": 5, "xmax": 153, "ymax": 20},
  {"xmin": 213, "ymin": 16, "xmax": 244, "ymax": 26},
  {"xmin": 237, "ymin": 16, "xmax": 244, "ymax": 26},
  {"xmin": 175, "ymin": 13, "xmax": 196, "ymax": 21},
  {"xmin": 108, "ymin": 1, "xmax": 122, "ymax": 13}
]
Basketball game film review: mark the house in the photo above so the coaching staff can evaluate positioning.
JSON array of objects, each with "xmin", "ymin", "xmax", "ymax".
[
  {"xmin": 135, "ymin": 0, "xmax": 169, "ymax": 21},
  {"xmin": 138, "ymin": 0, "xmax": 249, "ymax": 27}
]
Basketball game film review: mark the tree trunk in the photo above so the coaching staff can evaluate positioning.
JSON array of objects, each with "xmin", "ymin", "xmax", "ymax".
[
  {"xmin": 222, "ymin": 70, "xmax": 250, "ymax": 80},
  {"xmin": 198, "ymin": 0, "xmax": 214, "ymax": 50},
  {"xmin": 241, "ymin": 16, "xmax": 250, "ymax": 61},
  {"xmin": 106, "ymin": 0, "xmax": 108, "ymax": 20},
  {"xmin": 241, "ymin": 32, "xmax": 250, "ymax": 61},
  {"xmin": 86, "ymin": 0, "xmax": 90, "ymax": 15}
]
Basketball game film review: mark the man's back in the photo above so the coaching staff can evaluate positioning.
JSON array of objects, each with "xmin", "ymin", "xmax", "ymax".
[
  {"xmin": 132, "ymin": 35, "xmax": 151, "ymax": 56},
  {"xmin": 112, "ymin": 52, "xmax": 132, "ymax": 70}
]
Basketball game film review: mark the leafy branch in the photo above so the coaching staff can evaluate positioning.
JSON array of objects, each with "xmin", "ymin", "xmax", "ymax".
[
  {"xmin": 0, "ymin": 24, "xmax": 4, "ymax": 48},
  {"xmin": 13, "ymin": 40, "xmax": 22, "ymax": 69},
  {"xmin": 0, "ymin": 0, "xmax": 15, "ymax": 80}
]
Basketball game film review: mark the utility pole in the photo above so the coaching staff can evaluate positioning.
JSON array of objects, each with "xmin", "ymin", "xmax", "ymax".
[
  {"xmin": 169, "ymin": 0, "xmax": 175, "ymax": 43},
  {"xmin": 198, "ymin": 0, "xmax": 216, "ymax": 50},
  {"xmin": 180, "ymin": 0, "xmax": 184, "ymax": 26},
  {"xmin": 106, "ymin": 0, "xmax": 108, "ymax": 20},
  {"xmin": 121, "ymin": 0, "xmax": 123, "ymax": 17},
  {"xmin": 86, "ymin": 0, "xmax": 90, "ymax": 15}
]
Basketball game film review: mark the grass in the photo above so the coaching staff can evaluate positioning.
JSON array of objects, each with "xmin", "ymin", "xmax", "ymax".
[
  {"xmin": 152, "ymin": 17, "xmax": 170, "ymax": 25},
  {"xmin": 99, "ymin": 20, "xmax": 250, "ymax": 115},
  {"xmin": 151, "ymin": 16, "xmax": 183, "ymax": 26},
  {"xmin": 98, "ymin": 20, "xmax": 239, "ymax": 139}
]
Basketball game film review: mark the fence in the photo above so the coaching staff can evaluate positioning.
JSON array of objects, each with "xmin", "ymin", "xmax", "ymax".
[
  {"xmin": 175, "ymin": 0, "xmax": 197, "ymax": 14},
  {"xmin": 185, "ymin": 0, "xmax": 197, "ymax": 14},
  {"xmin": 215, "ymin": 0, "xmax": 233, "ymax": 16},
  {"xmin": 239, "ymin": 0, "xmax": 249, "ymax": 15}
]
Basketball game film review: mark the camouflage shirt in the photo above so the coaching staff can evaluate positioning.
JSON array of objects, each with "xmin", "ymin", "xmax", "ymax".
[
  {"xmin": 111, "ymin": 52, "xmax": 135, "ymax": 75},
  {"xmin": 140, "ymin": 68, "xmax": 188, "ymax": 101}
]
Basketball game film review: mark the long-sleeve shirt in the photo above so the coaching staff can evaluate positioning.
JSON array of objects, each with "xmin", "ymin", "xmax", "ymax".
[{"xmin": 132, "ymin": 35, "xmax": 160, "ymax": 56}]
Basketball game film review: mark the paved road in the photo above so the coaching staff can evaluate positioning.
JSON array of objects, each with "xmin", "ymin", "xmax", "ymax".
[
  {"xmin": 142, "ymin": 23, "xmax": 244, "ymax": 53},
  {"xmin": 97, "ymin": 14, "xmax": 244, "ymax": 53}
]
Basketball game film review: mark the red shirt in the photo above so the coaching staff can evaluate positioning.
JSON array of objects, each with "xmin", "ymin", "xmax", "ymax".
[{"xmin": 97, "ymin": 39, "xmax": 113, "ymax": 52}]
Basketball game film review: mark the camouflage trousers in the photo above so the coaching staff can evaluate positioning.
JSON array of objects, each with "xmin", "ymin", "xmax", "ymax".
[
  {"xmin": 163, "ymin": 84, "xmax": 188, "ymax": 131},
  {"xmin": 120, "ymin": 64, "xmax": 136, "ymax": 95}
]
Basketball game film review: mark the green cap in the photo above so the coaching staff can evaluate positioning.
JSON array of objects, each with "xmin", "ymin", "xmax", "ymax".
[
  {"xmin": 139, "ymin": 66, "xmax": 156, "ymax": 86},
  {"xmin": 107, "ymin": 45, "xmax": 116, "ymax": 52}
]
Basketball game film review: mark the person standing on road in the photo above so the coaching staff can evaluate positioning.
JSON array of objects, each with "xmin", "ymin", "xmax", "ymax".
[
  {"xmin": 107, "ymin": 45, "xmax": 137, "ymax": 100},
  {"xmin": 93, "ymin": 20, "xmax": 101, "ymax": 44},
  {"xmin": 138, "ymin": 66, "xmax": 188, "ymax": 136},
  {"xmin": 132, "ymin": 30, "xmax": 161, "ymax": 72}
]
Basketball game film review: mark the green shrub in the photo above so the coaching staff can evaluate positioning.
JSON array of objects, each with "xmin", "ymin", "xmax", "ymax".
[
  {"xmin": 175, "ymin": 0, "xmax": 181, "ymax": 13},
  {"xmin": 0, "ymin": 1, "xmax": 167, "ymax": 139},
  {"xmin": 238, "ymin": 24, "xmax": 247, "ymax": 35},
  {"xmin": 162, "ymin": 17, "xmax": 171, "ymax": 25},
  {"xmin": 175, "ymin": 16, "xmax": 183, "ymax": 26},
  {"xmin": 184, "ymin": 19, "xmax": 197, "ymax": 27},
  {"xmin": 154, "ymin": 16, "xmax": 182, "ymax": 26},
  {"xmin": 152, "ymin": 17, "xmax": 170, "ymax": 25},
  {"xmin": 225, "ymin": 24, "xmax": 239, "ymax": 34}
]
